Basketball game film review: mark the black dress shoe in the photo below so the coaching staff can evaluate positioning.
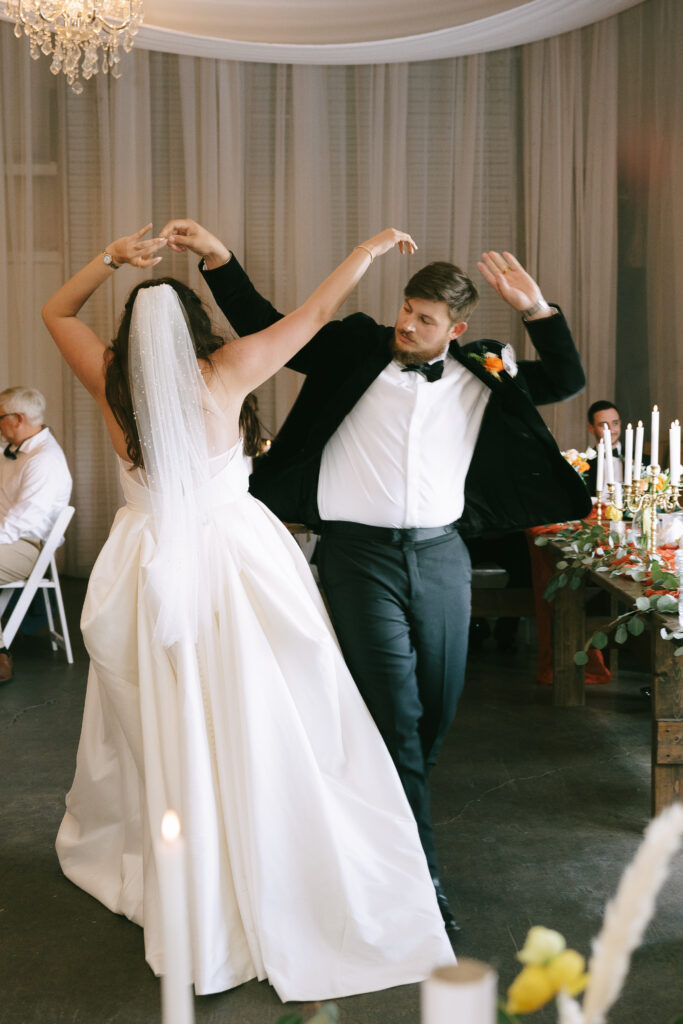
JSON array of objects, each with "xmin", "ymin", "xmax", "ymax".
[{"xmin": 432, "ymin": 880, "xmax": 460, "ymax": 932}]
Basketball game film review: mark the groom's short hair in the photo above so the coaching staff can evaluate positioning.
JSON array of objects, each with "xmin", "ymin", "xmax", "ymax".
[{"xmin": 404, "ymin": 262, "xmax": 479, "ymax": 323}]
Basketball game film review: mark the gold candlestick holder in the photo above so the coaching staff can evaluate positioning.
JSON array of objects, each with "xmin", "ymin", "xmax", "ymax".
[
  {"xmin": 595, "ymin": 482, "xmax": 619, "ymax": 529},
  {"xmin": 623, "ymin": 465, "xmax": 682, "ymax": 555}
]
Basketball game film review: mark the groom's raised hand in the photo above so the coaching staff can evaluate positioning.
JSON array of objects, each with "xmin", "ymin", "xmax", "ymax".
[{"xmin": 158, "ymin": 218, "xmax": 232, "ymax": 271}]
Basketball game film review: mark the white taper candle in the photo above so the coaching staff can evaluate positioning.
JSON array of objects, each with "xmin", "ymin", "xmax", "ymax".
[
  {"xmin": 603, "ymin": 424, "xmax": 615, "ymax": 485},
  {"xmin": 651, "ymin": 404, "xmax": 660, "ymax": 467},
  {"xmin": 596, "ymin": 439, "xmax": 605, "ymax": 496},
  {"xmin": 670, "ymin": 420, "xmax": 681, "ymax": 486},
  {"xmin": 634, "ymin": 420, "xmax": 644, "ymax": 481},
  {"xmin": 155, "ymin": 811, "xmax": 194, "ymax": 1024},
  {"xmin": 624, "ymin": 422, "xmax": 633, "ymax": 486}
]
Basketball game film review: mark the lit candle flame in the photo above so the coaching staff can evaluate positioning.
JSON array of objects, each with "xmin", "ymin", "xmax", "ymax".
[{"xmin": 161, "ymin": 810, "xmax": 181, "ymax": 842}]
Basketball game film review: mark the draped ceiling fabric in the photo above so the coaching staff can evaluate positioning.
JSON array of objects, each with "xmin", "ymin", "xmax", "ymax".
[{"xmin": 0, "ymin": 0, "xmax": 679, "ymax": 575}]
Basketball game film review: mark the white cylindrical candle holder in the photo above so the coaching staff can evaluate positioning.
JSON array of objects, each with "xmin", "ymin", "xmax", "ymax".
[
  {"xmin": 624, "ymin": 422, "xmax": 633, "ymax": 486},
  {"xmin": 155, "ymin": 810, "xmax": 195, "ymax": 1024},
  {"xmin": 421, "ymin": 960, "xmax": 498, "ymax": 1024},
  {"xmin": 651, "ymin": 404, "xmax": 660, "ymax": 467},
  {"xmin": 634, "ymin": 420, "xmax": 644, "ymax": 481}
]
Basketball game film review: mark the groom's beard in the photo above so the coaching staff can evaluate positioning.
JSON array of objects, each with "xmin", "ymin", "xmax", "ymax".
[{"xmin": 390, "ymin": 330, "xmax": 451, "ymax": 366}]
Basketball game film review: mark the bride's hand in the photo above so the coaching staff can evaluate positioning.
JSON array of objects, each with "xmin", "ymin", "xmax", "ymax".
[
  {"xmin": 356, "ymin": 229, "xmax": 419, "ymax": 262},
  {"xmin": 158, "ymin": 218, "xmax": 231, "ymax": 269},
  {"xmin": 106, "ymin": 224, "xmax": 167, "ymax": 268}
]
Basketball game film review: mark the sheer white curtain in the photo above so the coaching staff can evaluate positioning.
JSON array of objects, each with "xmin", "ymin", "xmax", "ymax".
[
  {"xmin": 0, "ymin": 0, "xmax": 679, "ymax": 574},
  {"xmin": 522, "ymin": 17, "xmax": 619, "ymax": 442}
]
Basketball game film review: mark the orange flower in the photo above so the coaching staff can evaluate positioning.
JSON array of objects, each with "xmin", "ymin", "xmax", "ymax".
[
  {"xmin": 484, "ymin": 354, "xmax": 504, "ymax": 373},
  {"xmin": 576, "ymin": 460, "xmax": 590, "ymax": 473}
]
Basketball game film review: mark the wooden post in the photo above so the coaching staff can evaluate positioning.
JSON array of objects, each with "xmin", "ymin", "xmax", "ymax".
[
  {"xmin": 552, "ymin": 576, "xmax": 586, "ymax": 707},
  {"xmin": 651, "ymin": 625, "xmax": 683, "ymax": 815}
]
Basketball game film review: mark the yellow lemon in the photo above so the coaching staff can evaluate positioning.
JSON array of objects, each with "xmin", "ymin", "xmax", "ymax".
[
  {"xmin": 605, "ymin": 504, "xmax": 622, "ymax": 522},
  {"xmin": 505, "ymin": 965, "xmax": 556, "ymax": 1014}
]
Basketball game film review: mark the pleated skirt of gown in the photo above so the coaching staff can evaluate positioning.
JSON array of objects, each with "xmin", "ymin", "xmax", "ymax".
[{"xmin": 56, "ymin": 449, "xmax": 454, "ymax": 999}]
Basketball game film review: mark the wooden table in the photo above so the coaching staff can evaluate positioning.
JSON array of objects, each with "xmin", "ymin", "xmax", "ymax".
[{"xmin": 548, "ymin": 538, "xmax": 682, "ymax": 815}]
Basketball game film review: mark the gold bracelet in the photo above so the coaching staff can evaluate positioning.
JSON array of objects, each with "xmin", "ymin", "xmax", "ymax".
[{"xmin": 355, "ymin": 245, "xmax": 374, "ymax": 263}]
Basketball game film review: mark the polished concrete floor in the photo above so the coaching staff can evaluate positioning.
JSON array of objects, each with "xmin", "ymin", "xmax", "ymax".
[{"xmin": 1, "ymin": 580, "xmax": 681, "ymax": 1024}]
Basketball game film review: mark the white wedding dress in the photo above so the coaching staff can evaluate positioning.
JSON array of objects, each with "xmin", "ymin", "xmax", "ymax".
[{"xmin": 56, "ymin": 439, "xmax": 454, "ymax": 999}]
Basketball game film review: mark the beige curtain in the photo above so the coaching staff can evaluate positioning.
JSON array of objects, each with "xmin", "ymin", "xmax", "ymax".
[
  {"xmin": 0, "ymin": 0, "xmax": 679, "ymax": 574},
  {"xmin": 522, "ymin": 17, "xmax": 619, "ymax": 443}
]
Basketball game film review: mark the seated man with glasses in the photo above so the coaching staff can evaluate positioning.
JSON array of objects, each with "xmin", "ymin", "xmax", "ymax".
[{"xmin": 0, "ymin": 386, "xmax": 72, "ymax": 683}]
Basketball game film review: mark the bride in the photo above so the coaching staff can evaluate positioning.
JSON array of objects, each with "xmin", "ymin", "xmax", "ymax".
[{"xmin": 42, "ymin": 224, "xmax": 455, "ymax": 1000}]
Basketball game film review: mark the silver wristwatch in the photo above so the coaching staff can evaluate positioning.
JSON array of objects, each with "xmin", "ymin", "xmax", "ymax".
[{"xmin": 103, "ymin": 251, "xmax": 120, "ymax": 270}]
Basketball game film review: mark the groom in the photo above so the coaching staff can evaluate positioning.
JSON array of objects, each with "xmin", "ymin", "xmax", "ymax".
[{"xmin": 161, "ymin": 220, "xmax": 592, "ymax": 932}]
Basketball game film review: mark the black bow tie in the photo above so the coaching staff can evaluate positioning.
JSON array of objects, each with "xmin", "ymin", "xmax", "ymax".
[
  {"xmin": 3, "ymin": 444, "xmax": 17, "ymax": 460},
  {"xmin": 401, "ymin": 359, "xmax": 444, "ymax": 382}
]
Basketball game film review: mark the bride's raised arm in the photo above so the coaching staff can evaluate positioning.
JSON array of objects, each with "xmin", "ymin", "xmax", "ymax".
[
  {"xmin": 159, "ymin": 219, "xmax": 418, "ymax": 395},
  {"xmin": 41, "ymin": 224, "xmax": 167, "ymax": 400}
]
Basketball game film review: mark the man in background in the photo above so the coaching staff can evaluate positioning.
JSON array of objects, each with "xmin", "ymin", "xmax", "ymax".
[
  {"xmin": 0, "ymin": 386, "xmax": 72, "ymax": 683},
  {"xmin": 586, "ymin": 400, "xmax": 623, "ymax": 491}
]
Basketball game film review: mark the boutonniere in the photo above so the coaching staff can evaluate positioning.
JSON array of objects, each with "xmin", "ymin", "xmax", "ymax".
[{"xmin": 467, "ymin": 343, "xmax": 517, "ymax": 381}]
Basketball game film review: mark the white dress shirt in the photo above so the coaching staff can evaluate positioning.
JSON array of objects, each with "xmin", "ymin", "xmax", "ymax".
[
  {"xmin": 0, "ymin": 428, "xmax": 72, "ymax": 544},
  {"xmin": 318, "ymin": 353, "xmax": 491, "ymax": 527}
]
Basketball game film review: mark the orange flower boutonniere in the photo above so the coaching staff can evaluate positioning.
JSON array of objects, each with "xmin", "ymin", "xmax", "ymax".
[
  {"xmin": 467, "ymin": 345, "xmax": 508, "ymax": 381},
  {"xmin": 484, "ymin": 354, "xmax": 504, "ymax": 374}
]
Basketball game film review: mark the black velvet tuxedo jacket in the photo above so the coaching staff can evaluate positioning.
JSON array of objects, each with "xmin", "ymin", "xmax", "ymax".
[{"xmin": 202, "ymin": 257, "xmax": 592, "ymax": 537}]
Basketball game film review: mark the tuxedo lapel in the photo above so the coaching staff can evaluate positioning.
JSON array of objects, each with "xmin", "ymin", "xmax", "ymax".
[{"xmin": 450, "ymin": 342, "xmax": 508, "ymax": 394}]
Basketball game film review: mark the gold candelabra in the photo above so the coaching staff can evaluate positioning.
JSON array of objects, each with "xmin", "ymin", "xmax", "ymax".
[{"xmin": 622, "ymin": 465, "xmax": 682, "ymax": 555}]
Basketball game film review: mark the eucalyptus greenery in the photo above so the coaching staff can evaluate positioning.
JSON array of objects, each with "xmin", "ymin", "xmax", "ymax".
[{"xmin": 534, "ymin": 522, "xmax": 682, "ymax": 662}]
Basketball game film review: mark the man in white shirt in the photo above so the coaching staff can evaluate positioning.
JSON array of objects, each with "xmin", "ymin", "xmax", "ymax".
[
  {"xmin": 159, "ymin": 219, "xmax": 591, "ymax": 934},
  {"xmin": 0, "ymin": 386, "xmax": 73, "ymax": 683}
]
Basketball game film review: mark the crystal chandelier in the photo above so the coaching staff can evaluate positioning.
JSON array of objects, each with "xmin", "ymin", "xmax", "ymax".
[{"xmin": 2, "ymin": 1, "xmax": 143, "ymax": 94}]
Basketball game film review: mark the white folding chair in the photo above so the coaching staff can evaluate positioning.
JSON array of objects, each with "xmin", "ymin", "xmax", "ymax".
[{"xmin": 0, "ymin": 505, "xmax": 75, "ymax": 664}]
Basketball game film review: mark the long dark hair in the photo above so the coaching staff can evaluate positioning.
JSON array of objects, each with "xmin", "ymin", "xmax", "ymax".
[{"xmin": 104, "ymin": 277, "xmax": 263, "ymax": 466}]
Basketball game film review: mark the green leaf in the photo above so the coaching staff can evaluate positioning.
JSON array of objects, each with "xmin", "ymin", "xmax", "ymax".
[
  {"xmin": 277, "ymin": 1016, "xmax": 303, "ymax": 1024},
  {"xmin": 557, "ymin": 573, "xmax": 568, "ymax": 587},
  {"xmin": 570, "ymin": 575, "xmax": 583, "ymax": 591},
  {"xmin": 534, "ymin": 536, "xmax": 549, "ymax": 546},
  {"xmin": 592, "ymin": 631, "xmax": 609, "ymax": 650},
  {"xmin": 659, "ymin": 574, "xmax": 678, "ymax": 590},
  {"xmin": 657, "ymin": 595, "xmax": 679, "ymax": 614},
  {"xmin": 556, "ymin": 560, "xmax": 569, "ymax": 570},
  {"xmin": 574, "ymin": 650, "xmax": 590, "ymax": 665},
  {"xmin": 636, "ymin": 596, "xmax": 651, "ymax": 611},
  {"xmin": 627, "ymin": 617, "xmax": 646, "ymax": 636},
  {"xmin": 675, "ymin": 647, "xmax": 683, "ymax": 658},
  {"xmin": 615, "ymin": 624, "xmax": 629, "ymax": 644}
]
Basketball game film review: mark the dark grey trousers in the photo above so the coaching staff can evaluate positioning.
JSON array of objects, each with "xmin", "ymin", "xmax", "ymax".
[{"xmin": 316, "ymin": 525, "xmax": 472, "ymax": 878}]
